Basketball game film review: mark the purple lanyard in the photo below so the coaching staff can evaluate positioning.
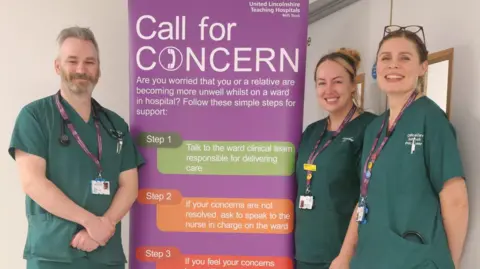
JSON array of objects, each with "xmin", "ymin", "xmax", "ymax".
[
  {"xmin": 305, "ymin": 105, "xmax": 357, "ymax": 191},
  {"xmin": 54, "ymin": 93, "xmax": 103, "ymax": 177},
  {"xmin": 360, "ymin": 91, "xmax": 418, "ymax": 199}
]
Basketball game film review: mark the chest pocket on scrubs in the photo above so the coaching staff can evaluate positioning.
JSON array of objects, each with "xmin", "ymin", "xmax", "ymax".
[
  {"xmin": 101, "ymin": 133, "xmax": 123, "ymax": 188},
  {"xmin": 390, "ymin": 131, "xmax": 427, "ymax": 195}
]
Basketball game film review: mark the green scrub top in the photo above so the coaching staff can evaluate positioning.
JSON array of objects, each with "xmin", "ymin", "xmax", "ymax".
[
  {"xmin": 294, "ymin": 111, "xmax": 376, "ymax": 265},
  {"xmin": 350, "ymin": 96, "xmax": 464, "ymax": 269},
  {"xmin": 8, "ymin": 94, "xmax": 145, "ymax": 268}
]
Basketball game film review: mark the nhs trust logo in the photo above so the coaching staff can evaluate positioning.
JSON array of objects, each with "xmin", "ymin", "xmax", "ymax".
[{"xmin": 405, "ymin": 133, "xmax": 423, "ymax": 154}]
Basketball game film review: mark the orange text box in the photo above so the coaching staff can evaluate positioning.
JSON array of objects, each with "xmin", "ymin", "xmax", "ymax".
[
  {"xmin": 156, "ymin": 198, "xmax": 294, "ymax": 234},
  {"xmin": 137, "ymin": 189, "xmax": 183, "ymax": 205},
  {"xmin": 136, "ymin": 246, "xmax": 181, "ymax": 262},
  {"xmin": 156, "ymin": 255, "xmax": 293, "ymax": 269}
]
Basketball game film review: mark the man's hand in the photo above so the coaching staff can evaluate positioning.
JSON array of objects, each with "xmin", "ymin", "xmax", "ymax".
[
  {"xmin": 71, "ymin": 230, "xmax": 100, "ymax": 252},
  {"xmin": 83, "ymin": 216, "xmax": 115, "ymax": 246}
]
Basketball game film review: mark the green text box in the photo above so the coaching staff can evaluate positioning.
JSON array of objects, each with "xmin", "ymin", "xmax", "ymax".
[
  {"xmin": 136, "ymin": 132, "xmax": 183, "ymax": 148},
  {"xmin": 157, "ymin": 141, "xmax": 296, "ymax": 176}
]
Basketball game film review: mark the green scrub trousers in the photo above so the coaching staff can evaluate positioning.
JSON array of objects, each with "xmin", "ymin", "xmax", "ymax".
[{"xmin": 9, "ymin": 94, "xmax": 145, "ymax": 268}]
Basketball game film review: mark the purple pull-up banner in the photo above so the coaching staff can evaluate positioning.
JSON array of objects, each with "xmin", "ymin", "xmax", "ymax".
[{"xmin": 127, "ymin": 0, "xmax": 309, "ymax": 268}]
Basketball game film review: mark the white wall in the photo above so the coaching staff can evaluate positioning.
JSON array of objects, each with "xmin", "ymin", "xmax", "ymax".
[
  {"xmin": 304, "ymin": 0, "xmax": 391, "ymax": 126},
  {"xmin": 1, "ymin": 0, "xmax": 479, "ymax": 268},
  {"xmin": 0, "ymin": 0, "xmax": 131, "ymax": 268},
  {"xmin": 305, "ymin": 0, "xmax": 480, "ymax": 267}
]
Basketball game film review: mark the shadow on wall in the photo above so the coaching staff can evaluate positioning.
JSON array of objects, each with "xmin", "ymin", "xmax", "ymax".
[
  {"xmin": 449, "ymin": 45, "xmax": 476, "ymax": 172},
  {"xmin": 447, "ymin": 43, "xmax": 480, "ymax": 266}
]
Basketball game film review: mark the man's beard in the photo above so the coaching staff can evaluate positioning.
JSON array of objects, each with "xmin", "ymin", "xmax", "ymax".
[{"xmin": 60, "ymin": 68, "xmax": 99, "ymax": 95}]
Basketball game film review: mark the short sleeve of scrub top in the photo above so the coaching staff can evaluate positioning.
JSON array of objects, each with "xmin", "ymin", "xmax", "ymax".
[
  {"xmin": 116, "ymin": 121, "xmax": 145, "ymax": 172},
  {"xmin": 424, "ymin": 109, "xmax": 465, "ymax": 192},
  {"xmin": 9, "ymin": 104, "xmax": 48, "ymax": 160}
]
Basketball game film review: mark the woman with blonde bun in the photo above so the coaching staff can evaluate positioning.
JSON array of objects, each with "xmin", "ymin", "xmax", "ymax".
[{"xmin": 294, "ymin": 48, "xmax": 376, "ymax": 269}]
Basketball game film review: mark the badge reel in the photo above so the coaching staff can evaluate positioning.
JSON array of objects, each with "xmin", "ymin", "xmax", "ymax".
[
  {"xmin": 299, "ymin": 169, "xmax": 315, "ymax": 210},
  {"xmin": 357, "ymin": 160, "xmax": 373, "ymax": 224},
  {"xmin": 356, "ymin": 198, "xmax": 369, "ymax": 224},
  {"xmin": 91, "ymin": 174, "xmax": 110, "ymax": 195}
]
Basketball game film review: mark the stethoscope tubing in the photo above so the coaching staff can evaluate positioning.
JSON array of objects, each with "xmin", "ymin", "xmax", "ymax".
[{"xmin": 56, "ymin": 97, "xmax": 122, "ymax": 146}]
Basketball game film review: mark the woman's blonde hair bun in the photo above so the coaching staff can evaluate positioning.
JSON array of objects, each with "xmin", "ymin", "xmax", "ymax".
[{"xmin": 337, "ymin": 47, "xmax": 361, "ymax": 69}]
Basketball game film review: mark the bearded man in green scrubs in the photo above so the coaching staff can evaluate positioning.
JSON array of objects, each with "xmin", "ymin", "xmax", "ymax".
[{"xmin": 8, "ymin": 26, "xmax": 144, "ymax": 269}]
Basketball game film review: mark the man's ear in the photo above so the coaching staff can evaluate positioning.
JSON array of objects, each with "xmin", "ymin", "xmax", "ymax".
[{"xmin": 54, "ymin": 58, "xmax": 61, "ymax": 75}]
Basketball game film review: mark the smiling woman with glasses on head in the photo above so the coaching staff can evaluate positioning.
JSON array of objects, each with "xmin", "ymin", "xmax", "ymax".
[{"xmin": 335, "ymin": 25, "xmax": 469, "ymax": 269}]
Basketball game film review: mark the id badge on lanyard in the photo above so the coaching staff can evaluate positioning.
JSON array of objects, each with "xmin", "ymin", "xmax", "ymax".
[
  {"xmin": 356, "ymin": 91, "xmax": 417, "ymax": 224},
  {"xmin": 91, "ymin": 176, "xmax": 111, "ymax": 195},
  {"xmin": 54, "ymin": 93, "xmax": 110, "ymax": 196},
  {"xmin": 300, "ymin": 105, "xmax": 357, "ymax": 210},
  {"xmin": 299, "ymin": 195, "xmax": 314, "ymax": 210}
]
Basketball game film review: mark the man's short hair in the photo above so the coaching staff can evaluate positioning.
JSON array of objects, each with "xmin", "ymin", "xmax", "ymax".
[{"xmin": 56, "ymin": 26, "xmax": 100, "ymax": 58}]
